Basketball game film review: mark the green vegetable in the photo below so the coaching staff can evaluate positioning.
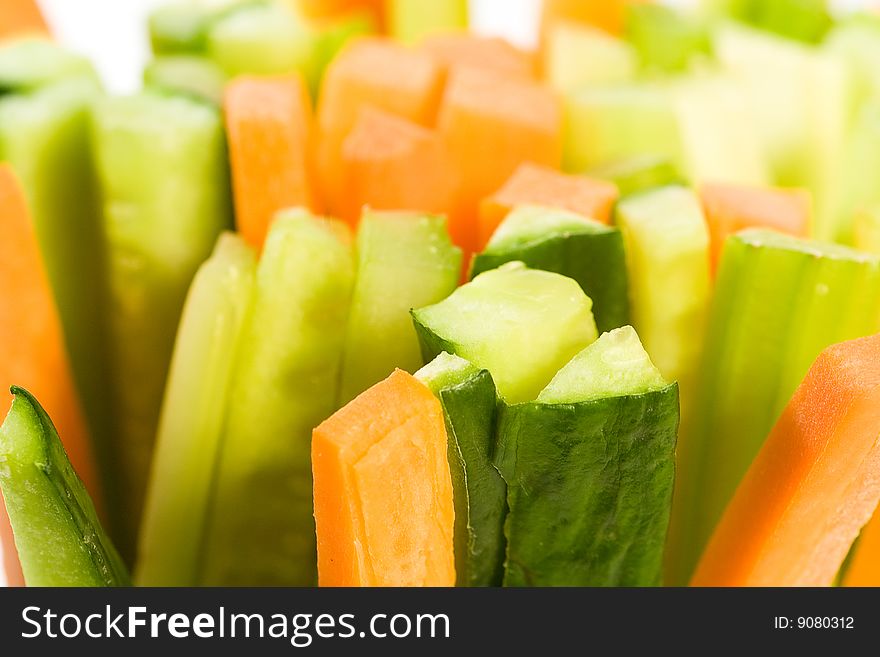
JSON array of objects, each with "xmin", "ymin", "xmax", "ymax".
[
  {"xmin": 136, "ymin": 233, "xmax": 256, "ymax": 586},
  {"xmin": 495, "ymin": 327, "xmax": 678, "ymax": 586},
  {"xmin": 412, "ymin": 262, "xmax": 598, "ymax": 404},
  {"xmin": 856, "ymin": 205, "xmax": 880, "ymax": 254},
  {"xmin": 705, "ymin": 0, "xmax": 831, "ymax": 44},
  {"xmin": 92, "ymin": 92, "xmax": 233, "ymax": 558},
  {"xmin": 143, "ymin": 55, "xmax": 227, "ymax": 105},
  {"xmin": 563, "ymin": 83, "xmax": 684, "ymax": 174},
  {"xmin": 626, "ymin": 4, "xmax": 710, "ymax": 73},
  {"xmin": 545, "ymin": 22, "xmax": 637, "ymax": 93},
  {"xmin": 615, "ymin": 186, "xmax": 710, "ymax": 392},
  {"xmin": 200, "ymin": 211, "xmax": 354, "ymax": 586},
  {"xmin": 338, "ymin": 211, "xmax": 461, "ymax": 405},
  {"xmin": 668, "ymin": 230, "xmax": 880, "ymax": 585},
  {"xmin": 471, "ymin": 205, "xmax": 629, "ymax": 333},
  {"xmin": 589, "ymin": 155, "xmax": 684, "ymax": 197},
  {"xmin": 824, "ymin": 14, "xmax": 880, "ymax": 114},
  {"xmin": 0, "ymin": 387, "xmax": 129, "ymax": 587},
  {"xmin": 148, "ymin": 0, "xmax": 265, "ymax": 55},
  {"xmin": 388, "ymin": 0, "xmax": 467, "ymax": 44},
  {"xmin": 0, "ymin": 38, "xmax": 97, "ymax": 93},
  {"xmin": 417, "ymin": 353, "xmax": 506, "ymax": 587}
]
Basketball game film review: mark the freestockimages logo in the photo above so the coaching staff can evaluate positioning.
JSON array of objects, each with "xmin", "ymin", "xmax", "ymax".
[{"xmin": 20, "ymin": 606, "xmax": 451, "ymax": 647}]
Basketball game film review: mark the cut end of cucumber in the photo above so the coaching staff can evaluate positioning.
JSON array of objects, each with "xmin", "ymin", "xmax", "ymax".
[
  {"xmin": 538, "ymin": 326, "xmax": 668, "ymax": 404},
  {"xmin": 589, "ymin": 155, "xmax": 684, "ymax": 198},
  {"xmin": 412, "ymin": 262, "xmax": 599, "ymax": 404},
  {"xmin": 0, "ymin": 39, "xmax": 96, "ymax": 93},
  {"xmin": 144, "ymin": 56, "xmax": 227, "ymax": 105},
  {"xmin": 0, "ymin": 387, "xmax": 44, "ymax": 466},
  {"xmin": 734, "ymin": 229, "xmax": 880, "ymax": 264},
  {"xmin": 486, "ymin": 205, "xmax": 609, "ymax": 252},
  {"xmin": 415, "ymin": 352, "xmax": 482, "ymax": 395}
]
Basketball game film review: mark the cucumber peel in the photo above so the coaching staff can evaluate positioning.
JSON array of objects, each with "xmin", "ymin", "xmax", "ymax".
[
  {"xmin": 0, "ymin": 39, "xmax": 97, "ymax": 93},
  {"xmin": 0, "ymin": 388, "xmax": 129, "ymax": 587}
]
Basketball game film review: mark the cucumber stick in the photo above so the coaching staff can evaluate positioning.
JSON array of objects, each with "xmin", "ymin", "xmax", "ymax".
[
  {"xmin": 144, "ymin": 56, "xmax": 227, "ymax": 105},
  {"xmin": 338, "ymin": 211, "xmax": 461, "ymax": 405},
  {"xmin": 201, "ymin": 211, "xmax": 354, "ymax": 586},
  {"xmin": 0, "ymin": 388, "xmax": 129, "ymax": 587},
  {"xmin": 412, "ymin": 262, "xmax": 598, "ymax": 404},
  {"xmin": 148, "ymin": 0, "xmax": 264, "ymax": 55},
  {"xmin": 417, "ymin": 353, "xmax": 506, "ymax": 587},
  {"xmin": 471, "ymin": 205, "xmax": 629, "ymax": 333},
  {"xmin": 589, "ymin": 155, "xmax": 684, "ymax": 198},
  {"xmin": 669, "ymin": 230, "xmax": 880, "ymax": 585},
  {"xmin": 136, "ymin": 234, "xmax": 256, "ymax": 586},
  {"xmin": 615, "ymin": 186, "xmax": 711, "ymax": 397},
  {"xmin": 0, "ymin": 38, "xmax": 97, "ymax": 92},
  {"xmin": 92, "ymin": 92, "xmax": 232, "ymax": 557},
  {"xmin": 496, "ymin": 327, "xmax": 678, "ymax": 586}
]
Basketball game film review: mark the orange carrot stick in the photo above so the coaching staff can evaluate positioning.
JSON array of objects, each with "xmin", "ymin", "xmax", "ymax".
[
  {"xmin": 312, "ymin": 369, "xmax": 455, "ymax": 587},
  {"xmin": 225, "ymin": 74, "xmax": 320, "ymax": 249},
  {"xmin": 420, "ymin": 32, "xmax": 536, "ymax": 80},
  {"xmin": 0, "ymin": 164, "xmax": 98, "ymax": 586},
  {"xmin": 692, "ymin": 333, "xmax": 880, "ymax": 587},
  {"xmin": 540, "ymin": 0, "xmax": 649, "ymax": 38},
  {"xmin": 0, "ymin": 0, "xmax": 49, "ymax": 40},
  {"xmin": 338, "ymin": 107, "xmax": 457, "ymax": 225},
  {"xmin": 699, "ymin": 182, "xmax": 811, "ymax": 274},
  {"xmin": 479, "ymin": 163, "xmax": 618, "ymax": 248},
  {"xmin": 843, "ymin": 507, "xmax": 880, "ymax": 586},
  {"xmin": 294, "ymin": 0, "xmax": 384, "ymax": 29}
]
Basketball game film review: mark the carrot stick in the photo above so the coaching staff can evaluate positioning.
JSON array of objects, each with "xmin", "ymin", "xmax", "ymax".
[
  {"xmin": 225, "ymin": 74, "xmax": 320, "ymax": 249},
  {"xmin": 843, "ymin": 508, "xmax": 880, "ymax": 586},
  {"xmin": 420, "ymin": 32, "xmax": 536, "ymax": 80},
  {"xmin": 0, "ymin": 0, "xmax": 49, "ymax": 40},
  {"xmin": 692, "ymin": 333, "xmax": 880, "ymax": 587},
  {"xmin": 540, "ymin": 0, "xmax": 650, "ymax": 38},
  {"xmin": 0, "ymin": 164, "xmax": 98, "ymax": 586},
  {"xmin": 312, "ymin": 369, "xmax": 455, "ymax": 586}
]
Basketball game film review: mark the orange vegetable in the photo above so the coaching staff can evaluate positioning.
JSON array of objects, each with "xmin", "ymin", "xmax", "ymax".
[
  {"xmin": 692, "ymin": 333, "xmax": 880, "ymax": 587},
  {"xmin": 845, "ymin": 507, "xmax": 880, "ymax": 586},
  {"xmin": 540, "ymin": 0, "xmax": 649, "ymax": 38},
  {"xmin": 700, "ymin": 182, "xmax": 811, "ymax": 274},
  {"xmin": 317, "ymin": 37, "xmax": 445, "ymax": 217},
  {"xmin": 312, "ymin": 369, "xmax": 455, "ymax": 587},
  {"xmin": 0, "ymin": 0, "xmax": 49, "ymax": 40},
  {"xmin": 438, "ymin": 67, "xmax": 562, "ymax": 253},
  {"xmin": 479, "ymin": 162, "xmax": 618, "ymax": 248},
  {"xmin": 225, "ymin": 74, "xmax": 320, "ymax": 250},
  {"xmin": 339, "ymin": 107, "xmax": 457, "ymax": 224},
  {"xmin": 0, "ymin": 164, "xmax": 98, "ymax": 586},
  {"xmin": 420, "ymin": 32, "xmax": 536, "ymax": 80},
  {"xmin": 294, "ymin": 0, "xmax": 384, "ymax": 28}
]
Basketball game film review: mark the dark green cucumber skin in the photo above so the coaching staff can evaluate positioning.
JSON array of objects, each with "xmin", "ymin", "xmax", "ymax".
[
  {"xmin": 437, "ymin": 369, "xmax": 507, "ymax": 587},
  {"xmin": 412, "ymin": 313, "xmax": 459, "ymax": 366},
  {"xmin": 494, "ymin": 384, "xmax": 679, "ymax": 587},
  {"xmin": 470, "ymin": 231, "xmax": 630, "ymax": 333},
  {"xmin": 4, "ymin": 387, "xmax": 130, "ymax": 587}
]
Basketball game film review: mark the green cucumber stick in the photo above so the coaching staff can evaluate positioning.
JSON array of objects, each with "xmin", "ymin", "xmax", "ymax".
[
  {"xmin": 496, "ymin": 327, "xmax": 678, "ymax": 586},
  {"xmin": 615, "ymin": 186, "xmax": 711, "ymax": 402},
  {"xmin": 668, "ymin": 230, "xmax": 880, "ymax": 585},
  {"xmin": 339, "ymin": 211, "xmax": 461, "ymax": 406},
  {"xmin": 0, "ymin": 388, "xmax": 129, "ymax": 587},
  {"xmin": 412, "ymin": 262, "xmax": 599, "ymax": 404},
  {"xmin": 471, "ymin": 205, "xmax": 630, "ymax": 333},
  {"xmin": 200, "ymin": 211, "xmax": 354, "ymax": 586},
  {"xmin": 143, "ymin": 55, "xmax": 228, "ymax": 106},
  {"xmin": 135, "ymin": 234, "xmax": 256, "ymax": 586},
  {"xmin": 416, "ymin": 353, "xmax": 506, "ymax": 587},
  {"xmin": 92, "ymin": 92, "xmax": 233, "ymax": 558}
]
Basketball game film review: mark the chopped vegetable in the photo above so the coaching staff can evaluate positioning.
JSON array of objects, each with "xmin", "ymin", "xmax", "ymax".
[
  {"xmin": 478, "ymin": 163, "xmax": 618, "ymax": 249},
  {"xmin": 589, "ymin": 154, "xmax": 683, "ymax": 197},
  {"xmin": 545, "ymin": 21, "xmax": 637, "ymax": 92},
  {"xmin": 496, "ymin": 326, "xmax": 678, "ymax": 585},
  {"xmin": 420, "ymin": 33, "xmax": 535, "ymax": 80},
  {"xmin": 339, "ymin": 210, "xmax": 461, "ymax": 404},
  {"xmin": 413, "ymin": 262, "xmax": 598, "ymax": 404},
  {"xmin": 0, "ymin": 0, "xmax": 48, "ymax": 41},
  {"xmin": 693, "ymin": 333, "xmax": 880, "ymax": 586},
  {"xmin": 136, "ymin": 234, "xmax": 256, "ymax": 586},
  {"xmin": 225, "ymin": 73, "xmax": 320, "ymax": 248},
  {"xmin": 143, "ymin": 55, "xmax": 227, "ymax": 105},
  {"xmin": 201, "ymin": 211, "xmax": 353, "ymax": 585},
  {"xmin": 417, "ymin": 353, "xmax": 506, "ymax": 587},
  {"xmin": 313, "ymin": 369, "xmax": 455, "ymax": 586},
  {"xmin": 0, "ymin": 388, "xmax": 129, "ymax": 587},
  {"xmin": 472, "ymin": 205, "xmax": 629, "ymax": 333},
  {"xmin": 388, "ymin": 0, "xmax": 467, "ymax": 44}
]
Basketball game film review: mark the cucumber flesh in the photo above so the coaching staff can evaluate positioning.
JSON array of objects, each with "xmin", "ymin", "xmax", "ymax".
[
  {"xmin": 546, "ymin": 22, "xmax": 638, "ymax": 92},
  {"xmin": 472, "ymin": 205, "xmax": 630, "ymax": 333},
  {"xmin": 626, "ymin": 4, "xmax": 711, "ymax": 73},
  {"xmin": 0, "ymin": 39, "xmax": 97, "ymax": 93},
  {"xmin": 589, "ymin": 154, "xmax": 684, "ymax": 197},
  {"xmin": 417, "ymin": 353, "xmax": 506, "ymax": 587},
  {"xmin": 539, "ymin": 326, "xmax": 667, "ymax": 404},
  {"xmin": 136, "ymin": 233, "xmax": 255, "ymax": 586},
  {"xmin": 201, "ymin": 210, "xmax": 354, "ymax": 586},
  {"xmin": 148, "ymin": 0, "xmax": 265, "ymax": 55},
  {"xmin": 338, "ymin": 211, "xmax": 461, "ymax": 405},
  {"xmin": 0, "ymin": 388, "xmax": 129, "ymax": 587},
  {"xmin": 412, "ymin": 262, "xmax": 599, "ymax": 404},
  {"xmin": 144, "ymin": 56, "xmax": 227, "ymax": 105}
]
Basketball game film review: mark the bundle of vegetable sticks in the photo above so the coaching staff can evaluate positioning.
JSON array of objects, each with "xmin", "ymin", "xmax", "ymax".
[{"xmin": 2, "ymin": 0, "xmax": 880, "ymax": 588}]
